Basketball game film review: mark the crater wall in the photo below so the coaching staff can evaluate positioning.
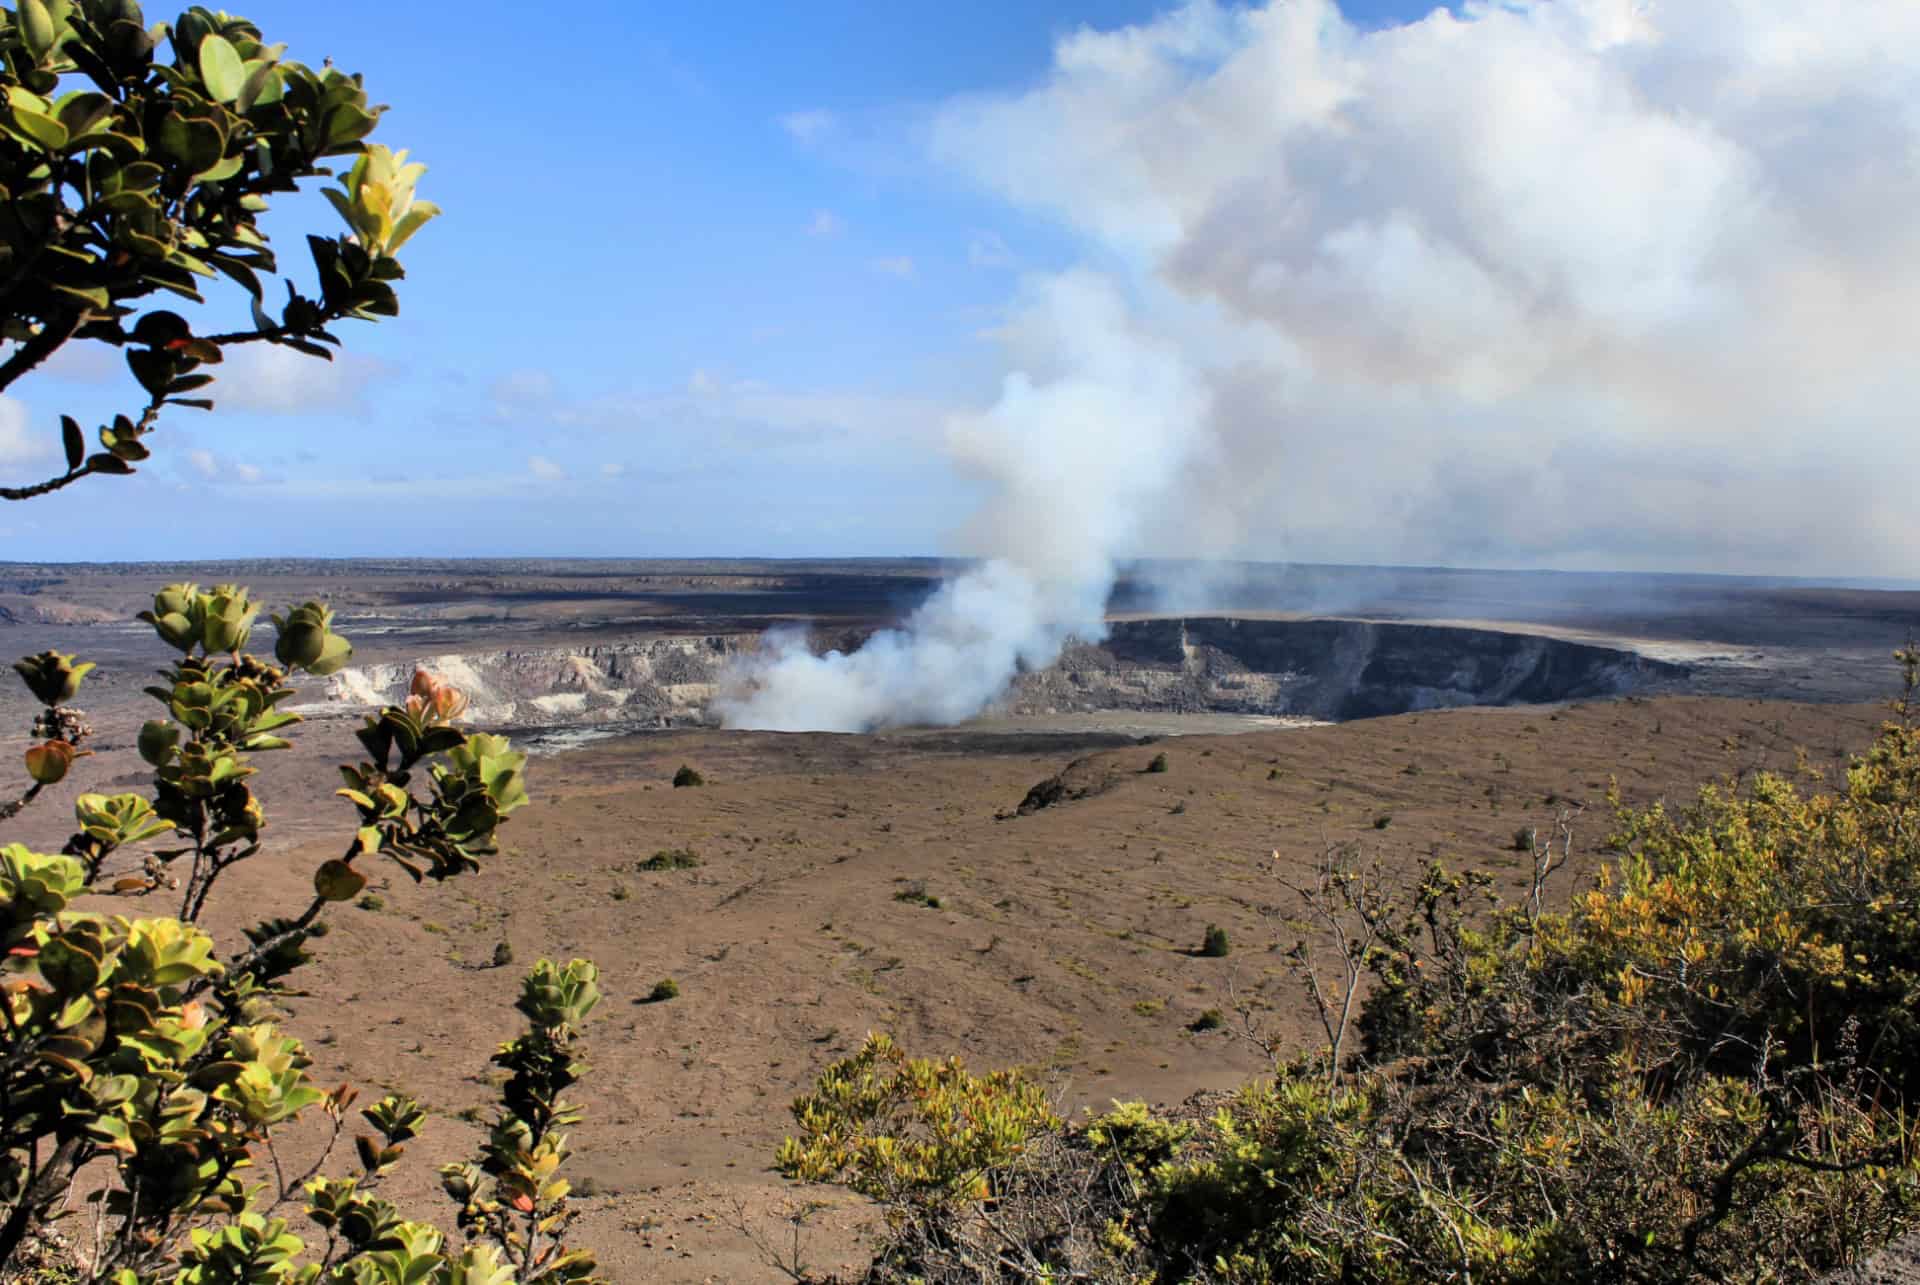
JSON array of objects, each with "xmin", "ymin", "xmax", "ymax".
[{"xmin": 318, "ymin": 618, "xmax": 1682, "ymax": 732}]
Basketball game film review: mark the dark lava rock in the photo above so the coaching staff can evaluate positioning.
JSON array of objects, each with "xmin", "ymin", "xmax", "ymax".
[{"xmin": 1016, "ymin": 756, "xmax": 1119, "ymax": 816}]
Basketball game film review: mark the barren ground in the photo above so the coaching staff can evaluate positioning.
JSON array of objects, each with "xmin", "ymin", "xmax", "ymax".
[{"xmin": 3, "ymin": 560, "xmax": 1917, "ymax": 1280}]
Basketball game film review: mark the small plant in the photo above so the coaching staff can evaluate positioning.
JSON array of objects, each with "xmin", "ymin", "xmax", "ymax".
[
  {"xmin": 1189, "ymin": 1009, "xmax": 1226, "ymax": 1032},
  {"xmin": 610, "ymin": 882, "xmax": 630, "ymax": 900},
  {"xmin": 647, "ymin": 977, "xmax": 680, "ymax": 1002},
  {"xmin": 1268, "ymin": 768, "xmax": 1283, "ymax": 780},
  {"xmin": 1146, "ymin": 753, "xmax": 1170, "ymax": 774},
  {"xmin": 358, "ymin": 892, "xmax": 387, "ymax": 911},
  {"xmin": 492, "ymin": 940, "xmax": 514, "ymax": 968},
  {"xmin": 1200, "ymin": 924, "xmax": 1231, "ymax": 957},
  {"xmin": 1512, "ymin": 825, "xmax": 1536, "ymax": 852},
  {"xmin": 673, "ymin": 764, "xmax": 706, "ymax": 788},
  {"xmin": 1373, "ymin": 813, "xmax": 1393, "ymax": 829},
  {"xmin": 639, "ymin": 846, "xmax": 701, "ymax": 870},
  {"xmin": 1133, "ymin": 998, "xmax": 1164, "ymax": 1016},
  {"xmin": 895, "ymin": 882, "xmax": 942, "ymax": 909},
  {"xmin": 1169, "ymin": 801, "xmax": 1187, "ymax": 815}
]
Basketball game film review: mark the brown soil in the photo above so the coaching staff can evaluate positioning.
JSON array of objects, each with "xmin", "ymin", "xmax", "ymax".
[{"xmin": 15, "ymin": 692, "xmax": 1880, "ymax": 1282}]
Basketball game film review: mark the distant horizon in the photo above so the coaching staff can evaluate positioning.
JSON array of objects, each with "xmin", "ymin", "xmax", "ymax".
[{"xmin": 4, "ymin": 553, "xmax": 1916, "ymax": 595}]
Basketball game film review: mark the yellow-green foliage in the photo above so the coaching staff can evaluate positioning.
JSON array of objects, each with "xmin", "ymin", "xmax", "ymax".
[
  {"xmin": 1, "ymin": 595, "xmax": 601, "ymax": 1282},
  {"xmin": 777, "ymin": 1032, "xmax": 1060, "ymax": 1215},
  {"xmin": 791, "ymin": 669, "xmax": 1920, "ymax": 1283}
]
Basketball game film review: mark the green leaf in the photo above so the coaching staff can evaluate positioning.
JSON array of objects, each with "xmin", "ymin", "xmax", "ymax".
[
  {"xmin": 54, "ymin": 92, "xmax": 116, "ymax": 141},
  {"xmin": 387, "ymin": 202, "xmax": 441, "ymax": 254},
  {"xmin": 198, "ymin": 34, "xmax": 246, "ymax": 104},
  {"xmin": 61, "ymin": 416, "xmax": 84, "ymax": 469},
  {"xmin": 5, "ymin": 107, "xmax": 69, "ymax": 152},
  {"xmin": 192, "ymin": 153, "xmax": 244, "ymax": 185},
  {"xmin": 48, "ymin": 281, "xmax": 109, "ymax": 309},
  {"xmin": 236, "ymin": 60, "xmax": 283, "ymax": 113},
  {"xmin": 17, "ymin": 0, "xmax": 56, "ymax": 61}
]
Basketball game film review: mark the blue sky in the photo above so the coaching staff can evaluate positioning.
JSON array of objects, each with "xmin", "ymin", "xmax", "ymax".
[
  {"xmin": 0, "ymin": 0, "xmax": 1434, "ymax": 561},
  {"xmin": 7, "ymin": 1, "xmax": 1913, "ymax": 580}
]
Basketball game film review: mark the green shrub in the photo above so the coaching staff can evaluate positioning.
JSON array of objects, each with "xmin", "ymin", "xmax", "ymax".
[
  {"xmin": 1200, "ymin": 924, "xmax": 1231, "ymax": 957},
  {"xmin": 894, "ymin": 880, "xmax": 941, "ymax": 909},
  {"xmin": 673, "ymin": 764, "xmax": 706, "ymax": 788},
  {"xmin": 646, "ymin": 977, "xmax": 679, "ymax": 1002},
  {"xmin": 777, "ymin": 1033, "xmax": 1058, "ymax": 1212},
  {"xmin": 492, "ymin": 939, "xmax": 515, "ymax": 968},
  {"xmin": 1189, "ymin": 1009, "xmax": 1225, "ymax": 1032},
  {"xmin": 1512, "ymin": 825, "xmax": 1536, "ymax": 851},
  {"xmin": 792, "ymin": 662, "xmax": 1920, "ymax": 1283},
  {"xmin": 1146, "ymin": 753, "xmax": 1170, "ymax": 774},
  {"xmin": 639, "ymin": 846, "xmax": 701, "ymax": 870},
  {"xmin": 1372, "ymin": 813, "xmax": 1392, "ymax": 829},
  {"xmin": 0, "ymin": 10, "xmax": 608, "ymax": 1276}
]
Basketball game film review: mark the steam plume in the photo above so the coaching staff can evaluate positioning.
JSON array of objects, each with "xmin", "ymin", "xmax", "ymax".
[
  {"xmin": 717, "ymin": 275, "xmax": 1206, "ymax": 731},
  {"xmin": 725, "ymin": 0, "xmax": 1920, "ymax": 730}
]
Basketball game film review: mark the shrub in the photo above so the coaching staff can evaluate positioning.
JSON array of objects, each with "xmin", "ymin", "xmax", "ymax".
[
  {"xmin": 1200, "ymin": 924, "xmax": 1231, "ymax": 957},
  {"xmin": 0, "ymin": 5, "xmax": 438, "ymax": 505},
  {"xmin": 1189, "ymin": 1009, "xmax": 1225, "ymax": 1032},
  {"xmin": 1512, "ymin": 825, "xmax": 1536, "ymax": 851},
  {"xmin": 646, "ymin": 977, "xmax": 679, "ymax": 1002},
  {"xmin": 777, "ymin": 1033, "xmax": 1059, "ymax": 1215},
  {"xmin": 792, "ymin": 661, "xmax": 1920, "ymax": 1283},
  {"xmin": 894, "ymin": 881, "xmax": 940, "ymax": 909},
  {"xmin": 673, "ymin": 764, "xmax": 706, "ymax": 788},
  {"xmin": 638, "ymin": 846, "xmax": 701, "ymax": 870},
  {"xmin": 492, "ymin": 939, "xmax": 515, "ymax": 968},
  {"xmin": 1372, "ymin": 812, "xmax": 1392, "ymax": 829},
  {"xmin": 1146, "ymin": 753, "xmax": 1169, "ymax": 774},
  {"xmin": 0, "ymin": 9, "xmax": 609, "ymax": 1278}
]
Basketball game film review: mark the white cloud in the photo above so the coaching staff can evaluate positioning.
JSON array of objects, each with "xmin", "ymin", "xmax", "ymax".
[
  {"xmin": 967, "ymin": 231, "xmax": 1013, "ymax": 268},
  {"xmin": 0, "ymin": 397, "xmax": 49, "ymax": 468},
  {"xmin": 206, "ymin": 344, "xmax": 383, "ymax": 415},
  {"xmin": 600, "ymin": 461, "xmax": 627, "ymax": 478},
  {"xmin": 806, "ymin": 209, "xmax": 846, "ymax": 237},
  {"xmin": 779, "ymin": 109, "xmax": 836, "ymax": 144},
  {"xmin": 184, "ymin": 447, "xmax": 267, "ymax": 485},
  {"xmin": 491, "ymin": 368, "xmax": 558, "ymax": 408},
  {"xmin": 528, "ymin": 455, "xmax": 567, "ymax": 481},
  {"xmin": 929, "ymin": 0, "xmax": 1920, "ymax": 576},
  {"xmin": 871, "ymin": 255, "xmax": 917, "ymax": 280}
]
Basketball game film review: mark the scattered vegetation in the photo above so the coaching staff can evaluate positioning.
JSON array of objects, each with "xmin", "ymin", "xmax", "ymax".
[
  {"xmin": 781, "ymin": 657, "xmax": 1920, "ymax": 1282},
  {"xmin": 639, "ymin": 846, "xmax": 702, "ymax": 870},
  {"xmin": 673, "ymin": 764, "xmax": 707, "ymax": 788},
  {"xmin": 894, "ymin": 881, "xmax": 942, "ymax": 910}
]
